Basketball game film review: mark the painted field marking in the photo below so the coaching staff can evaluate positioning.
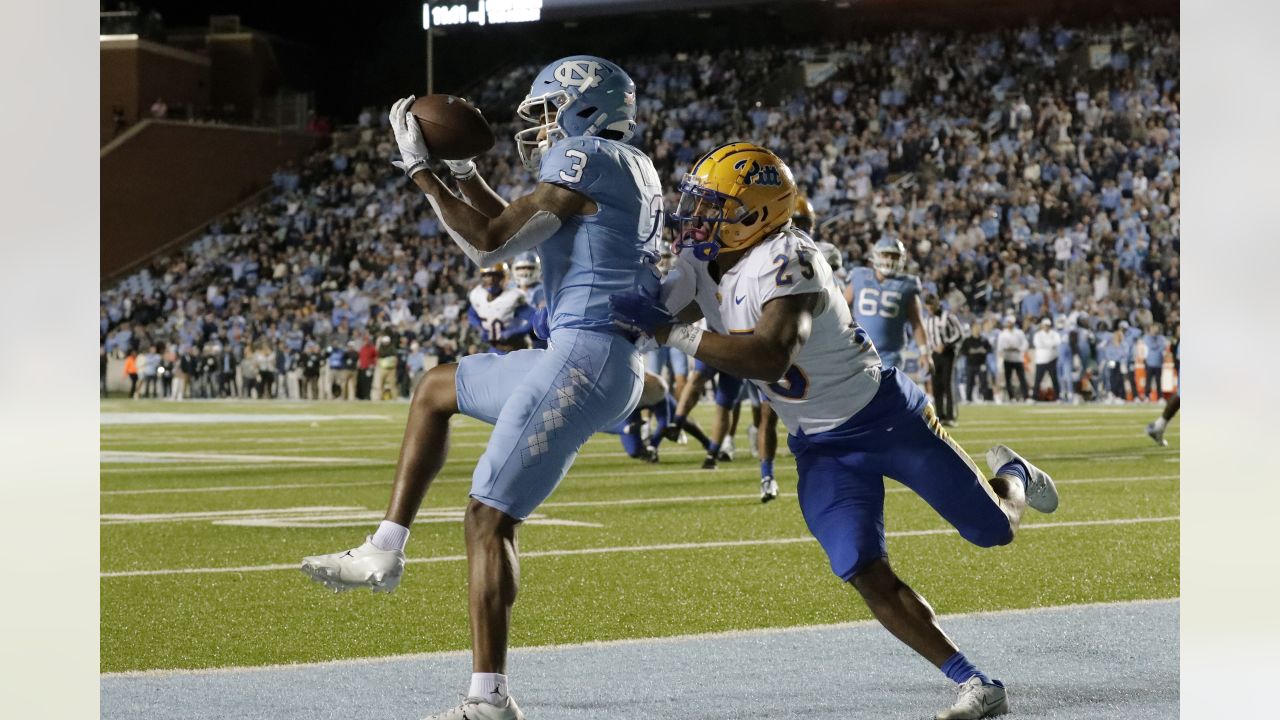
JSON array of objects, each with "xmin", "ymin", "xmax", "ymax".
[
  {"xmin": 100, "ymin": 596, "xmax": 1177, "ymax": 679},
  {"xmin": 100, "ymin": 412, "xmax": 394, "ymax": 426},
  {"xmin": 100, "ymin": 515, "xmax": 1179, "ymax": 578},
  {"xmin": 100, "ymin": 506, "xmax": 601, "ymax": 529},
  {"xmin": 101, "ymin": 451, "xmax": 387, "ymax": 465},
  {"xmin": 100, "ymin": 472, "xmax": 1177, "ymax": 500}
]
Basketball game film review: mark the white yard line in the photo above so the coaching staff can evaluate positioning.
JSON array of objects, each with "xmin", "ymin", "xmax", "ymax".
[
  {"xmin": 101, "ymin": 515, "xmax": 1178, "ymax": 578},
  {"xmin": 101, "ymin": 472, "xmax": 1177, "ymax": 499}
]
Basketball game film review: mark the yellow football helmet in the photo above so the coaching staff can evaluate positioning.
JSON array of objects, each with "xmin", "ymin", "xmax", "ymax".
[
  {"xmin": 672, "ymin": 142, "xmax": 797, "ymax": 261},
  {"xmin": 479, "ymin": 262, "xmax": 509, "ymax": 291},
  {"xmin": 792, "ymin": 195, "xmax": 816, "ymax": 234}
]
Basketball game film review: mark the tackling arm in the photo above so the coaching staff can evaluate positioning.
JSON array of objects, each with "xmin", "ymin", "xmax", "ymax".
[{"xmin": 659, "ymin": 294, "xmax": 818, "ymax": 382}]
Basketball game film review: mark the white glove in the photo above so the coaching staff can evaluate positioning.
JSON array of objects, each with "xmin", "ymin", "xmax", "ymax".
[
  {"xmin": 443, "ymin": 158, "xmax": 477, "ymax": 180},
  {"xmin": 389, "ymin": 96, "xmax": 430, "ymax": 178}
]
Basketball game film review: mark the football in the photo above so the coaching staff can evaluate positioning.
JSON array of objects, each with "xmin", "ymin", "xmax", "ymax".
[{"xmin": 409, "ymin": 94, "xmax": 495, "ymax": 160}]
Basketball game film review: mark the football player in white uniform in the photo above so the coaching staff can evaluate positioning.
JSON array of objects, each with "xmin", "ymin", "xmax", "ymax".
[
  {"xmin": 467, "ymin": 263, "xmax": 536, "ymax": 354},
  {"xmin": 611, "ymin": 143, "xmax": 1060, "ymax": 720}
]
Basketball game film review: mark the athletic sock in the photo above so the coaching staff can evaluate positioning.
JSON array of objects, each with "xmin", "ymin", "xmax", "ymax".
[
  {"xmin": 1152, "ymin": 416, "xmax": 1167, "ymax": 432},
  {"xmin": 760, "ymin": 459, "xmax": 774, "ymax": 478},
  {"xmin": 941, "ymin": 651, "xmax": 991, "ymax": 685},
  {"xmin": 370, "ymin": 520, "xmax": 409, "ymax": 552},
  {"xmin": 468, "ymin": 672, "xmax": 509, "ymax": 705},
  {"xmin": 673, "ymin": 414, "xmax": 687, "ymax": 429},
  {"xmin": 707, "ymin": 442, "xmax": 720, "ymax": 457},
  {"xmin": 996, "ymin": 460, "xmax": 1029, "ymax": 492}
]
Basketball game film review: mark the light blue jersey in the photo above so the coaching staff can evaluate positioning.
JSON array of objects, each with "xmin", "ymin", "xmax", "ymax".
[
  {"xmin": 454, "ymin": 137, "xmax": 659, "ymax": 519},
  {"xmin": 849, "ymin": 266, "xmax": 922, "ymax": 357},
  {"xmin": 536, "ymin": 136, "xmax": 664, "ymax": 334}
]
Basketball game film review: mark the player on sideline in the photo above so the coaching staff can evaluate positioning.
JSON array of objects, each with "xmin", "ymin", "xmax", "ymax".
[
  {"xmin": 301, "ymin": 56, "xmax": 661, "ymax": 720},
  {"xmin": 611, "ymin": 142, "xmax": 1058, "ymax": 720},
  {"xmin": 848, "ymin": 236, "xmax": 931, "ymax": 374},
  {"xmin": 1147, "ymin": 344, "xmax": 1179, "ymax": 445},
  {"xmin": 467, "ymin": 262, "xmax": 537, "ymax": 354},
  {"xmin": 510, "ymin": 251, "xmax": 546, "ymax": 310}
]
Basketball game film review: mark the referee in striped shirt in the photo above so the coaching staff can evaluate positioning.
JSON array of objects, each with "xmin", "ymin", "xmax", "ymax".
[{"xmin": 924, "ymin": 295, "xmax": 964, "ymax": 426}]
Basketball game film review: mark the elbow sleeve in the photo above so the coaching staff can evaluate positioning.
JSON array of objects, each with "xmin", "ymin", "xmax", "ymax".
[{"xmin": 424, "ymin": 194, "xmax": 561, "ymax": 267}]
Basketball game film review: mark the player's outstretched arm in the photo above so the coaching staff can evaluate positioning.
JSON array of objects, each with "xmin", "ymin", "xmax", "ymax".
[
  {"xmin": 447, "ymin": 161, "xmax": 507, "ymax": 218},
  {"xmin": 415, "ymin": 172, "xmax": 592, "ymax": 267}
]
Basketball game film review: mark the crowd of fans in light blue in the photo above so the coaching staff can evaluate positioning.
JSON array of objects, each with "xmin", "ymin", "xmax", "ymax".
[{"xmin": 101, "ymin": 20, "xmax": 1178, "ymax": 402}]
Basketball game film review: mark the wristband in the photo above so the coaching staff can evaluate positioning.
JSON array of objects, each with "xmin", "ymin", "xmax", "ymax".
[
  {"xmin": 665, "ymin": 323, "xmax": 704, "ymax": 357},
  {"xmin": 444, "ymin": 158, "xmax": 477, "ymax": 180}
]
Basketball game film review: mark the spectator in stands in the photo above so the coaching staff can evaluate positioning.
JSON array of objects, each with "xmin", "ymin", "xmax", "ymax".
[
  {"xmin": 149, "ymin": 97, "xmax": 168, "ymax": 119},
  {"xmin": 98, "ymin": 21, "xmax": 1179, "ymax": 409}
]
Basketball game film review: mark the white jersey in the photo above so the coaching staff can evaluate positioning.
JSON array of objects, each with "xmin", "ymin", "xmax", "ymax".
[
  {"xmin": 703, "ymin": 228, "xmax": 882, "ymax": 435},
  {"xmin": 468, "ymin": 286, "xmax": 527, "ymax": 341}
]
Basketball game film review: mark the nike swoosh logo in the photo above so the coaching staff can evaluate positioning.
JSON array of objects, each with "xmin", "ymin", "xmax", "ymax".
[{"xmin": 734, "ymin": 295, "xmax": 746, "ymax": 304}]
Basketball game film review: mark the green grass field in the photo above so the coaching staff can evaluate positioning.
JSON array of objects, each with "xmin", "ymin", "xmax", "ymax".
[{"xmin": 100, "ymin": 400, "xmax": 1178, "ymax": 674}]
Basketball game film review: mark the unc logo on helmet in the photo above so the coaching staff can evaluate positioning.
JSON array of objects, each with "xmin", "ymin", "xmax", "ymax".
[
  {"xmin": 514, "ymin": 55, "xmax": 638, "ymax": 172},
  {"xmin": 553, "ymin": 60, "xmax": 603, "ymax": 90},
  {"xmin": 734, "ymin": 160, "xmax": 782, "ymax": 187}
]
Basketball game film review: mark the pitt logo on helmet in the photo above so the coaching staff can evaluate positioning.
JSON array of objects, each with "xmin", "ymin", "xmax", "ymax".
[
  {"xmin": 733, "ymin": 159, "xmax": 782, "ymax": 187},
  {"xmin": 671, "ymin": 142, "xmax": 796, "ymax": 261}
]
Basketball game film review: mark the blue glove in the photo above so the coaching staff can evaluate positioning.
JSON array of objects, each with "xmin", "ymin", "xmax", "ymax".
[
  {"xmin": 531, "ymin": 306, "xmax": 550, "ymax": 340},
  {"xmin": 609, "ymin": 291, "xmax": 675, "ymax": 336}
]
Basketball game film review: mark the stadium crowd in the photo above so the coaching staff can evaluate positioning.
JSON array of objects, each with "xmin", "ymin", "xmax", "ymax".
[{"xmin": 101, "ymin": 19, "xmax": 1178, "ymax": 404}]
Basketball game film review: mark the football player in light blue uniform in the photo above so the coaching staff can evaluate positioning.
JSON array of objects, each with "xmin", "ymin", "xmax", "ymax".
[
  {"xmin": 301, "ymin": 56, "xmax": 660, "ymax": 720},
  {"xmin": 510, "ymin": 251, "xmax": 547, "ymax": 349},
  {"xmin": 847, "ymin": 237, "xmax": 932, "ymax": 373}
]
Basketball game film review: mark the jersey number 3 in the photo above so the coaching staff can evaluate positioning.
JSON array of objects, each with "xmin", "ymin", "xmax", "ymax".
[{"xmin": 559, "ymin": 149, "xmax": 589, "ymax": 183}]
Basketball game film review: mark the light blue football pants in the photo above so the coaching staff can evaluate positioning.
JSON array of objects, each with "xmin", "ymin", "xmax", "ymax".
[{"xmin": 455, "ymin": 327, "xmax": 643, "ymax": 519}]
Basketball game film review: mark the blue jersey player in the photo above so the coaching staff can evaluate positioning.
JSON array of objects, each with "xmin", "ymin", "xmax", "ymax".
[
  {"xmin": 847, "ymin": 237, "xmax": 932, "ymax": 373},
  {"xmin": 301, "ymin": 56, "xmax": 661, "ymax": 720}
]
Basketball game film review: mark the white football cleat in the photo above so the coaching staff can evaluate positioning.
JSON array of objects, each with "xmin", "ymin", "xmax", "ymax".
[
  {"xmin": 935, "ymin": 677, "xmax": 1009, "ymax": 719},
  {"xmin": 986, "ymin": 445, "xmax": 1058, "ymax": 513},
  {"xmin": 300, "ymin": 536, "xmax": 405, "ymax": 593},
  {"xmin": 760, "ymin": 476, "xmax": 779, "ymax": 504},
  {"xmin": 422, "ymin": 696, "xmax": 525, "ymax": 720},
  {"xmin": 1146, "ymin": 421, "xmax": 1168, "ymax": 446},
  {"xmin": 721, "ymin": 436, "xmax": 736, "ymax": 461}
]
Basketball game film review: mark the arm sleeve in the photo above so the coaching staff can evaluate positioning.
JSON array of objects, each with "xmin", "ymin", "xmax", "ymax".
[
  {"xmin": 423, "ymin": 194, "xmax": 562, "ymax": 269},
  {"xmin": 660, "ymin": 257, "xmax": 698, "ymax": 315}
]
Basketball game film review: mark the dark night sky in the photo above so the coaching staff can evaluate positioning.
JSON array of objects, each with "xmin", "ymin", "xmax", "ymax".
[{"xmin": 140, "ymin": 1, "xmax": 449, "ymax": 119}]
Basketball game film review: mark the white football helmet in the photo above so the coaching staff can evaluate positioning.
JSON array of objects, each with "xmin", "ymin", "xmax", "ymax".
[{"xmin": 511, "ymin": 252, "xmax": 541, "ymax": 289}]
